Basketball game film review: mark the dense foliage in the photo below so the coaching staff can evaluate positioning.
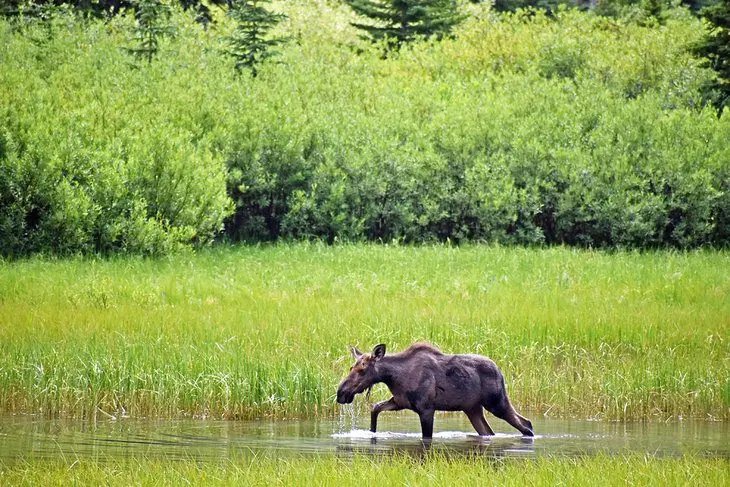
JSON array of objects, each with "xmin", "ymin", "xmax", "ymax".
[
  {"xmin": 0, "ymin": 4, "xmax": 728, "ymax": 255},
  {"xmin": 0, "ymin": 0, "xmax": 718, "ymax": 20},
  {"xmin": 0, "ymin": 0, "xmax": 218, "ymax": 21}
]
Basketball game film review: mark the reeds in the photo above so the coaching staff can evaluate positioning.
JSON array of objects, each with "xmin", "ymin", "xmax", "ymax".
[
  {"xmin": 0, "ymin": 245, "xmax": 728, "ymax": 420},
  {"xmin": 1, "ymin": 454, "xmax": 727, "ymax": 486}
]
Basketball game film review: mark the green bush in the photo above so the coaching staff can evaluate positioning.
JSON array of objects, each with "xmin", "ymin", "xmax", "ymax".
[
  {"xmin": 0, "ymin": 5, "xmax": 728, "ymax": 255},
  {"xmin": 0, "ymin": 12, "xmax": 231, "ymax": 256}
]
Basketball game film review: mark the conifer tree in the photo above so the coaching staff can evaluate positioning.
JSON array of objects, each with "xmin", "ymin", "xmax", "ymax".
[
  {"xmin": 127, "ymin": 0, "xmax": 174, "ymax": 64},
  {"xmin": 226, "ymin": 0, "xmax": 287, "ymax": 77},
  {"xmin": 0, "ymin": 0, "xmax": 22, "ymax": 18},
  {"xmin": 642, "ymin": 0, "xmax": 664, "ymax": 23},
  {"xmin": 345, "ymin": 0, "xmax": 465, "ymax": 48},
  {"xmin": 695, "ymin": 0, "xmax": 730, "ymax": 111}
]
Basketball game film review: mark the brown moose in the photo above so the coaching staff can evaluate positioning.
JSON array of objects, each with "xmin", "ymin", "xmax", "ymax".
[{"xmin": 336, "ymin": 342, "xmax": 534, "ymax": 439}]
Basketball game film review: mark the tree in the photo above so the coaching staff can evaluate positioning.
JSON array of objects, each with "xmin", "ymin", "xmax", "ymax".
[
  {"xmin": 225, "ymin": 0, "xmax": 287, "ymax": 77},
  {"xmin": 345, "ymin": 0, "xmax": 465, "ymax": 48},
  {"xmin": 0, "ymin": 0, "xmax": 23, "ymax": 17},
  {"xmin": 695, "ymin": 0, "xmax": 730, "ymax": 112},
  {"xmin": 642, "ymin": 0, "xmax": 664, "ymax": 23},
  {"xmin": 127, "ymin": 0, "xmax": 174, "ymax": 64}
]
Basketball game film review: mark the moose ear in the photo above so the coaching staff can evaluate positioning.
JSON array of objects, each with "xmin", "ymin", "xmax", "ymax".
[
  {"xmin": 372, "ymin": 344, "xmax": 386, "ymax": 360},
  {"xmin": 350, "ymin": 346, "xmax": 363, "ymax": 359}
]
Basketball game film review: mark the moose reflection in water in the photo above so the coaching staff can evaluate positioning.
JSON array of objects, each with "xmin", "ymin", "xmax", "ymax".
[
  {"xmin": 336, "ymin": 343, "xmax": 534, "ymax": 439},
  {"xmin": 335, "ymin": 432, "xmax": 535, "ymax": 459}
]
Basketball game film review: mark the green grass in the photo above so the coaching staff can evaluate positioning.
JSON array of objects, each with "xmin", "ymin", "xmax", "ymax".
[
  {"xmin": 1, "ymin": 454, "xmax": 727, "ymax": 486},
  {"xmin": 0, "ymin": 245, "xmax": 728, "ymax": 420}
]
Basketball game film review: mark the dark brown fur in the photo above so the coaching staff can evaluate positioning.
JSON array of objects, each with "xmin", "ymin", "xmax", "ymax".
[{"xmin": 336, "ymin": 342, "xmax": 534, "ymax": 439}]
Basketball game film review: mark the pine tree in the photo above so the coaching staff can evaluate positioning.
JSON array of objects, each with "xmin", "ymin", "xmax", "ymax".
[
  {"xmin": 345, "ymin": 0, "xmax": 465, "ymax": 48},
  {"xmin": 1, "ymin": 0, "xmax": 23, "ymax": 18},
  {"xmin": 226, "ymin": 0, "xmax": 287, "ymax": 77},
  {"xmin": 127, "ymin": 0, "xmax": 174, "ymax": 65},
  {"xmin": 695, "ymin": 0, "xmax": 730, "ymax": 111},
  {"xmin": 642, "ymin": 0, "xmax": 664, "ymax": 24}
]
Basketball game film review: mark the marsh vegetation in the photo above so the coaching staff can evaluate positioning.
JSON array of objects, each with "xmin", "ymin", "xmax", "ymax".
[
  {"xmin": 2, "ymin": 0, "xmax": 729, "ymax": 483},
  {"xmin": 1, "ymin": 246, "xmax": 727, "ymax": 421}
]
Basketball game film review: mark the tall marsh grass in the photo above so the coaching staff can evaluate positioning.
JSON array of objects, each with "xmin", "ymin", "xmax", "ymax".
[
  {"xmin": 1, "ymin": 454, "xmax": 727, "ymax": 486},
  {"xmin": 0, "ymin": 245, "xmax": 728, "ymax": 420}
]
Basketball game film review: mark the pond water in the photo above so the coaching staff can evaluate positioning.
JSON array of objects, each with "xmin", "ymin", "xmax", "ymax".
[{"xmin": 1, "ymin": 411, "xmax": 728, "ymax": 463}]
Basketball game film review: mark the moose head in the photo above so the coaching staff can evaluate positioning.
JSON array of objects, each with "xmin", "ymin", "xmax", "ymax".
[{"xmin": 335, "ymin": 344, "xmax": 386, "ymax": 404}]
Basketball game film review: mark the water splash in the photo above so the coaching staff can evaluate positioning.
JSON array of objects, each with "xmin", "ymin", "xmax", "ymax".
[{"xmin": 337, "ymin": 404, "xmax": 358, "ymax": 433}]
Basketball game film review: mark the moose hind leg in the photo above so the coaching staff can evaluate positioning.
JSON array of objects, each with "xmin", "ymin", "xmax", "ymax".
[
  {"xmin": 486, "ymin": 398, "xmax": 534, "ymax": 437},
  {"xmin": 515, "ymin": 411, "xmax": 534, "ymax": 433},
  {"xmin": 464, "ymin": 406, "xmax": 495, "ymax": 436},
  {"xmin": 370, "ymin": 398, "xmax": 401, "ymax": 433}
]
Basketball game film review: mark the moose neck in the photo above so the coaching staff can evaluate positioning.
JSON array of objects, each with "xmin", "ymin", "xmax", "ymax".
[{"xmin": 374, "ymin": 357, "xmax": 405, "ymax": 393}]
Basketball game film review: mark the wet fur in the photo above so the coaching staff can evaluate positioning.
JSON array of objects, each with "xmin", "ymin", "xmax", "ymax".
[{"xmin": 337, "ymin": 342, "xmax": 534, "ymax": 439}]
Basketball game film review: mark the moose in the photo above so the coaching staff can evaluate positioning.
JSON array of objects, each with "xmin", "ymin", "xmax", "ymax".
[{"xmin": 336, "ymin": 342, "xmax": 534, "ymax": 439}]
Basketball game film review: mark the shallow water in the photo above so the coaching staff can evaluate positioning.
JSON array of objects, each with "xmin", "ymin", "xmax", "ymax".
[{"xmin": 1, "ymin": 412, "xmax": 728, "ymax": 463}]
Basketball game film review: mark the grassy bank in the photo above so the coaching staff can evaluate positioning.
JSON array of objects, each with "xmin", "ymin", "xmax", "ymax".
[
  {"xmin": 0, "ymin": 245, "xmax": 728, "ymax": 421},
  {"xmin": 1, "ymin": 454, "xmax": 728, "ymax": 486}
]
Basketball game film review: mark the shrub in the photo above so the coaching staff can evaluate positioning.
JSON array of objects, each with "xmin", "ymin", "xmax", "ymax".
[
  {"xmin": 0, "ymin": 12, "xmax": 231, "ymax": 256},
  {"xmin": 0, "ymin": 5, "xmax": 727, "ymax": 255}
]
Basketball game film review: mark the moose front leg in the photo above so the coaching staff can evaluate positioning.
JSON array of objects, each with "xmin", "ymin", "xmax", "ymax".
[
  {"xmin": 371, "ymin": 398, "xmax": 401, "ymax": 432},
  {"xmin": 418, "ymin": 409, "xmax": 435, "ymax": 439}
]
